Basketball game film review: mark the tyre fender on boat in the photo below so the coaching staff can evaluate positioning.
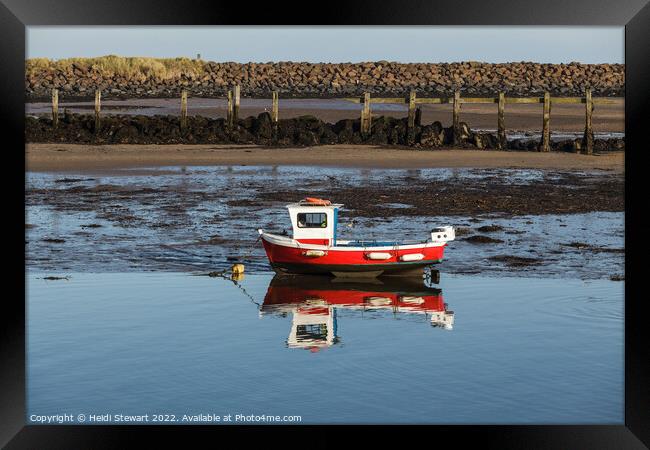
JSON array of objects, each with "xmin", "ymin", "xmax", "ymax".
[{"xmin": 400, "ymin": 253, "xmax": 425, "ymax": 262}]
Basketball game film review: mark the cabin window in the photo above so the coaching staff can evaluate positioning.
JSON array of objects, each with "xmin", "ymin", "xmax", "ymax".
[
  {"xmin": 297, "ymin": 213, "xmax": 327, "ymax": 228},
  {"xmin": 296, "ymin": 324, "xmax": 328, "ymax": 342}
]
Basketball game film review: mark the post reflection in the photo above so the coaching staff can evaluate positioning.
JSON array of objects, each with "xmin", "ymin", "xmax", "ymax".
[{"xmin": 260, "ymin": 275, "xmax": 454, "ymax": 351}]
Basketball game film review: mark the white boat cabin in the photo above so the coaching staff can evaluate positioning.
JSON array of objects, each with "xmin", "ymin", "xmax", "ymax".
[{"xmin": 286, "ymin": 199, "xmax": 343, "ymax": 246}]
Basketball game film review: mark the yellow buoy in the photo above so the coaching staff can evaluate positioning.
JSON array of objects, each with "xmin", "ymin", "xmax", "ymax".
[
  {"xmin": 231, "ymin": 263, "xmax": 245, "ymax": 274},
  {"xmin": 231, "ymin": 272, "xmax": 245, "ymax": 282}
]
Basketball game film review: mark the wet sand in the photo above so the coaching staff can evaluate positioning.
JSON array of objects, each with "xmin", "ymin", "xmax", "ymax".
[{"xmin": 26, "ymin": 144, "xmax": 625, "ymax": 173}]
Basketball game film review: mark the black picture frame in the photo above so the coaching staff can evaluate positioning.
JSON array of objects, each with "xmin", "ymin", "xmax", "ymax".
[{"xmin": 3, "ymin": 1, "xmax": 648, "ymax": 448}]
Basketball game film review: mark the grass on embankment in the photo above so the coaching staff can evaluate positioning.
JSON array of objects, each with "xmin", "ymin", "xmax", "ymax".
[{"xmin": 26, "ymin": 56, "xmax": 207, "ymax": 80}]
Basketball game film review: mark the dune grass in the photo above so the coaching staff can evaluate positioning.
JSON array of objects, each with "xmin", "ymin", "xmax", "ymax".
[{"xmin": 26, "ymin": 55, "xmax": 206, "ymax": 79}]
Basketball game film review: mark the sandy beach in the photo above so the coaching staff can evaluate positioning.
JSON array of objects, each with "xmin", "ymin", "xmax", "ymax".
[{"xmin": 26, "ymin": 143, "xmax": 625, "ymax": 173}]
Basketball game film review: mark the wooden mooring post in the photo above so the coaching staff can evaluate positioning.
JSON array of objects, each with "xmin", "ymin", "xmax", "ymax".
[
  {"xmin": 94, "ymin": 89, "xmax": 101, "ymax": 132},
  {"xmin": 497, "ymin": 92, "xmax": 506, "ymax": 150},
  {"xmin": 51, "ymin": 88, "xmax": 59, "ymax": 128},
  {"xmin": 180, "ymin": 90, "xmax": 188, "ymax": 130},
  {"xmin": 452, "ymin": 91, "xmax": 461, "ymax": 145},
  {"xmin": 407, "ymin": 91, "xmax": 417, "ymax": 144},
  {"xmin": 407, "ymin": 90, "xmax": 417, "ymax": 129},
  {"xmin": 541, "ymin": 92, "xmax": 551, "ymax": 152},
  {"xmin": 271, "ymin": 91, "xmax": 279, "ymax": 123},
  {"xmin": 583, "ymin": 88, "xmax": 594, "ymax": 155},
  {"xmin": 342, "ymin": 91, "xmax": 610, "ymax": 154},
  {"xmin": 361, "ymin": 92, "xmax": 371, "ymax": 136},
  {"xmin": 227, "ymin": 90, "xmax": 233, "ymax": 127},
  {"xmin": 233, "ymin": 85, "xmax": 241, "ymax": 121}
]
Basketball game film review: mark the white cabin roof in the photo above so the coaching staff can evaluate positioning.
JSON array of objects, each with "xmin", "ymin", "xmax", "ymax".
[{"xmin": 286, "ymin": 199, "xmax": 343, "ymax": 209}]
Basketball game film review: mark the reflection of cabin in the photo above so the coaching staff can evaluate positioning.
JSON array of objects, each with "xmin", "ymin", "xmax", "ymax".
[
  {"xmin": 286, "ymin": 302, "xmax": 339, "ymax": 349},
  {"xmin": 261, "ymin": 286, "xmax": 454, "ymax": 351}
]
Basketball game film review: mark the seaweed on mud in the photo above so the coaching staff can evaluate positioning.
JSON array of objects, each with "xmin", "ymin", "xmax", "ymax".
[
  {"xmin": 454, "ymin": 227, "xmax": 472, "ymax": 236},
  {"xmin": 149, "ymin": 222, "xmax": 176, "ymax": 228},
  {"xmin": 592, "ymin": 247, "xmax": 625, "ymax": 254},
  {"xmin": 463, "ymin": 235, "xmax": 504, "ymax": 244},
  {"xmin": 226, "ymin": 199, "xmax": 259, "ymax": 207},
  {"xmin": 563, "ymin": 241, "xmax": 590, "ymax": 249},
  {"xmin": 200, "ymin": 235, "xmax": 228, "ymax": 245},
  {"xmin": 488, "ymin": 255, "xmax": 543, "ymax": 266},
  {"xmin": 255, "ymin": 172, "xmax": 622, "ymax": 218},
  {"xmin": 562, "ymin": 242, "xmax": 624, "ymax": 253},
  {"xmin": 476, "ymin": 225, "xmax": 504, "ymax": 232},
  {"xmin": 54, "ymin": 178, "xmax": 95, "ymax": 183}
]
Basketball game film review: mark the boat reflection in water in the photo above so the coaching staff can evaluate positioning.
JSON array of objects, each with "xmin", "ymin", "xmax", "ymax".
[{"xmin": 261, "ymin": 274, "xmax": 454, "ymax": 351}]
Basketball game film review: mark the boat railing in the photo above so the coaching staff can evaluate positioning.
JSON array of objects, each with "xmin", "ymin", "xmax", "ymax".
[{"xmin": 338, "ymin": 239, "xmax": 423, "ymax": 247}]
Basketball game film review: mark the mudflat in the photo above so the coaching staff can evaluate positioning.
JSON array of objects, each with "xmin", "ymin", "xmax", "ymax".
[{"xmin": 26, "ymin": 144, "xmax": 624, "ymax": 173}]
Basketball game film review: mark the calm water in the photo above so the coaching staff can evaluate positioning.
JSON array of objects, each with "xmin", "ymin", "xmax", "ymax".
[{"xmin": 27, "ymin": 271, "xmax": 623, "ymax": 425}]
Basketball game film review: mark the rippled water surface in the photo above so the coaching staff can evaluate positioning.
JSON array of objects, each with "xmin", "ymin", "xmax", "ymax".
[{"xmin": 27, "ymin": 271, "xmax": 623, "ymax": 424}]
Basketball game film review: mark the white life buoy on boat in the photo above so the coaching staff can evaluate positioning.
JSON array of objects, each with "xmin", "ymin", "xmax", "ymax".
[
  {"xmin": 400, "ymin": 253, "xmax": 425, "ymax": 262},
  {"xmin": 303, "ymin": 250, "xmax": 326, "ymax": 257},
  {"xmin": 366, "ymin": 252, "xmax": 392, "ymax": 260}
]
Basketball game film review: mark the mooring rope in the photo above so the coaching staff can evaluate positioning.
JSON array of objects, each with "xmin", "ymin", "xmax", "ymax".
[
  {"xmin": 201, "ymin": 234, "xmax": 264, "ymax": 306},
  {"xmin": 229, "ymin": 277, "xmax": 262, "ymax": 308}
]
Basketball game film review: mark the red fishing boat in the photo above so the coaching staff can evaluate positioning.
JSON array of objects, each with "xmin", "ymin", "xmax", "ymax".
[
  {"xmin": 261, "ymin": 275, "xmax": 454, "ymax": 350},
  {"xmin": 258, "ymin": 198, "xmax": 455, "ymax": 277}
]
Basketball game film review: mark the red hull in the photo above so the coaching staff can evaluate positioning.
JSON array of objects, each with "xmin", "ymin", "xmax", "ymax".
[{"xmin": 261, "ymin": 235, "xmax": 445, "ymax": 276}]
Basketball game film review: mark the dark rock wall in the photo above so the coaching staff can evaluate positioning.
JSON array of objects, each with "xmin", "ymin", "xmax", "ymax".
[{"xmin": 25, "ymin": 112, "xmax": 624, "ymax": 153}]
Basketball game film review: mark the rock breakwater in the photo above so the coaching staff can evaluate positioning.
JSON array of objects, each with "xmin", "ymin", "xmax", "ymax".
[
  {"xmin": 25, "ymin": 112, "xmax": 625, "ymax": 152},
  {"xmin": 26, "ymin": 57, "xmax": 625, "ymax": 100}
]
